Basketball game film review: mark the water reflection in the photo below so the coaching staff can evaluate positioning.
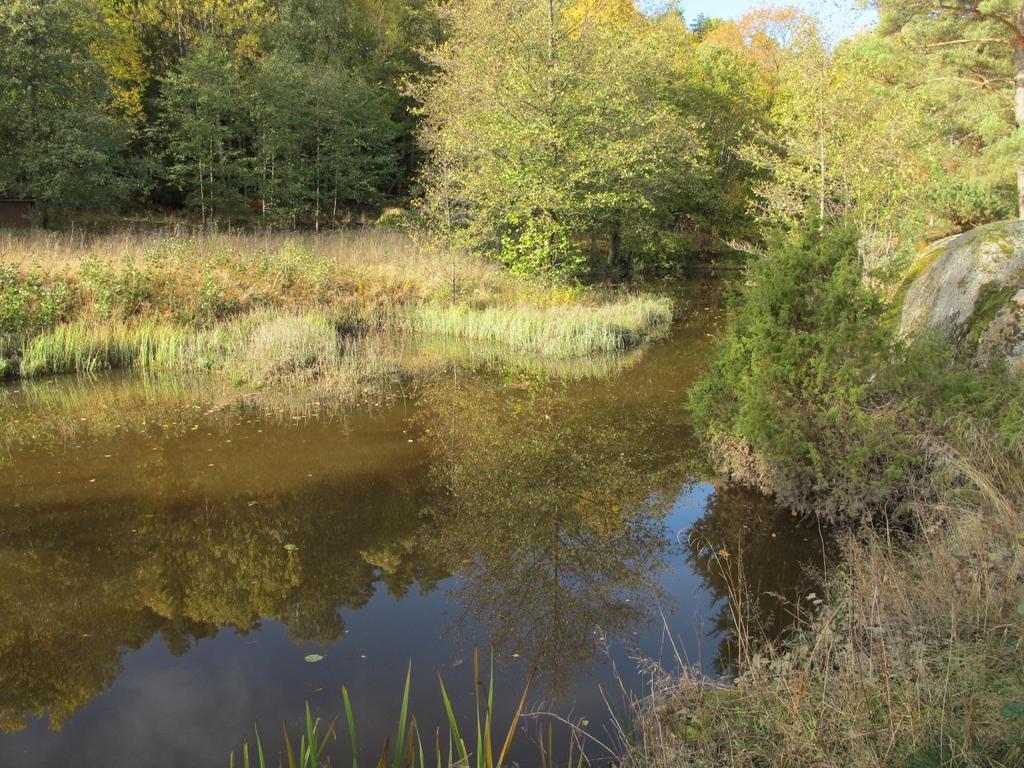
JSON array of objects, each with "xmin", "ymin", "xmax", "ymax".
[
  {"xmin": 0, "ymin": 449, "xmax": 447, "ymax": 732},
  {"xmin": 0, "ymin": 280, "xmax": 832, "ymax": 766},
  {"xmin": 684, "ymin": 484, "xmax": 834, "ymax": 674},
  {"xmin": 416, "ymin": 376, "xmax": 680, "ymax": 690}
]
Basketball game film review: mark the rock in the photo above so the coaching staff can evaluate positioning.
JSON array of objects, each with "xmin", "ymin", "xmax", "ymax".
[
  {"xmin": 900, "ymin": 220, "xmax": 1024, "ymax": 372},
  {"xmin": 977, "ymin": 289, "xmax": 1024, "ymax": 375}
]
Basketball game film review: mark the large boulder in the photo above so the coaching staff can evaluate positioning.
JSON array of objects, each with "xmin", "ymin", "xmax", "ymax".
[{"xmin": 900, "ymin": 220, "xmax": 1024, "ymax": 373}]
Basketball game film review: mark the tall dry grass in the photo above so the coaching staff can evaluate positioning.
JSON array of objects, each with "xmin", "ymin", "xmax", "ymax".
[
  {"xmin": 1, "ymin": 228, "xmax": 672, "ymax": 388},
  {"xmin": 623, "ymin": 437, "xmax": 1024, "ymax": 768},
  {"xmin": 0, "ymin": 228, "xmax": 533, "ymax": 312}
]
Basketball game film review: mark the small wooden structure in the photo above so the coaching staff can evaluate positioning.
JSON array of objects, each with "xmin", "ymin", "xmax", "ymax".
[{"xmin": 0, "ymin": 199, "xmax": 35, "ymax": 228}]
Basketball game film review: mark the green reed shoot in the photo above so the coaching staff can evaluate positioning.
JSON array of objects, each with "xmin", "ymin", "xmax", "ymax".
[{"xmin": 232, "ymin": 650, "xmax": 541, "ymax": 768}]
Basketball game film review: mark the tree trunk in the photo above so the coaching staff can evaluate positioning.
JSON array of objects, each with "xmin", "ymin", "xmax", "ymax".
[
  {"xmin": 818, "ymin": 88, "xmax": 826, "ymax": 228},
  {"xmin": 607, "ymin": 225, "xmax": 629, "ymax": 281},
  {"xmin": 198, "ymin": 160, "xmax": 206, "ymax": 228}
]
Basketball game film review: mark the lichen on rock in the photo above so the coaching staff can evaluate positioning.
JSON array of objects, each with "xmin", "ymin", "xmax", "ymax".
[{"xmin": 899, "ymin": 220, "xmax": 1024, "ymax": 371}]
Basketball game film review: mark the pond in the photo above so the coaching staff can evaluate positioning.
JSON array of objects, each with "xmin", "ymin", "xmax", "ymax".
[{"xmin": 0, "ymin": 279, "xmax": 831, "ymax": 767}]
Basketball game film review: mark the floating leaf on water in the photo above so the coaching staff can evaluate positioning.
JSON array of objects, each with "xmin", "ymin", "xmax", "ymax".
[{"xmin": 304, "ymin": 654, "xmax": 324, "ymax": 663}]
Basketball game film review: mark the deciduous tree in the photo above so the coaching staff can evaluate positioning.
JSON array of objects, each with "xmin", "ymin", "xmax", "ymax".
[
  {"xmin": 413, "ymin": 0, "xmax": 699, "ymax": 281},
  {"xmin": 0, "ymin": 0, "xmax": 134, "ymax": 217}
]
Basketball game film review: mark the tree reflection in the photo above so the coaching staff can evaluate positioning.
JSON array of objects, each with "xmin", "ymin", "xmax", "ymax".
[
  {"xmin": 683, "ymin": 484, "xmax": 835, "ymax": 674},
  {"xmin": 0, "ymin": 287, "xmax": 750, "ymax": 733},
  {"xmin": 0, "ymin": 470, "xmax": 446, "ymax": 732},
  {"xmin": 415, "ymin": 373, "xmax": 686, "ymax": 692}
]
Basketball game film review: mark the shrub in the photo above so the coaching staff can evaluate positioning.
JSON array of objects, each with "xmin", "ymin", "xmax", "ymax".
[
  {"xmin": 195, "ymin": 271, "xmax": 239, "ymax": 325},
  {"xmin": 79, "ymin": 256, "xmax": 154, "ymax": 320},
  {"xmin": 689, "ymin": 223, "xmax": 921, "ymax": 524},
  {"xmin": 0, "ymin": 265, "xmax": 77, "ymax": 334},
  {"xmin": 499, "ymin": 217, "xmax": 586, "ymax": 283}
]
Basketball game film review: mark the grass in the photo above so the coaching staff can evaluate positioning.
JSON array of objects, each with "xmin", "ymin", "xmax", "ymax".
[
  {"xmin": 410, "ymin": 297, "xmax": 672, "ymax": 358},
  {"xmin": 0, "ymin": 228, "xmax": 673, "ymax": 391},
  {"xmin": 621, "ymin": 435, "xmax": 1024, "ymax": 768},
  {"xmin": 229, "ymin": 650, "xmax": 590, "ymax": 768}
]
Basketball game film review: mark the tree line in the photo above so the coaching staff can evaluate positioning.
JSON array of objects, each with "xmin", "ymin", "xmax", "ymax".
[
  {"xmin": 1, "ymin": 0, "xmax": 1021, "ymax": 278},
  {"xmin": 0, "ymin": 0, "xmax": 437, "ymax": 229}
]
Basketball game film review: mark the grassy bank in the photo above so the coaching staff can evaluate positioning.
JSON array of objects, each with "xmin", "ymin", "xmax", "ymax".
[
  {"xmin": 0, "ymin": 229, "xmax": 672, "ymax": 391},
  {"xmin": 624, "ymin": 438, "xmax": 1024, "ymax": 767},
  {"xmin": 640, "ymin": 223, "xmax": 1024, "ymax": 767}
]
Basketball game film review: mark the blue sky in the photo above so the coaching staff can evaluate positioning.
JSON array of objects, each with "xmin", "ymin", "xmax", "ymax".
[{"xmin": 639, "ymin": 0, "xmax": 879, "ymax": 40}]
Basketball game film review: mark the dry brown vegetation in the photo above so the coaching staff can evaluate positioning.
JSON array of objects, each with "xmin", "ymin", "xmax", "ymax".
[
  {"xmin": 0, "ymin": 228, "xmax": 673, "ymax": 388},
  {"xmin": 624, "ymin": 438, "xmax": 1024, "ymax": 768}
]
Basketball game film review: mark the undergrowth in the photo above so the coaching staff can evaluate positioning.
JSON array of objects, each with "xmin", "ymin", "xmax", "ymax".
[
  {"xmin": 676, "ymin": 219, "xmax": 1024, "ymax": 767},
  {"xmin": 0, "ymin": 229, "xmax": 672, "ymax": 388},
  {"xmin": 623, "ymin": 437, "xmax": 1024, "ymax": 768},
  {"xmin": 690, "ymin": 222, "xmax": 1024, "ymax": 526}
]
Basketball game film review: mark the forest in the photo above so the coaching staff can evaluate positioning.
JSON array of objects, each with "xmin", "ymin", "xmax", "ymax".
[{"xmin": 2, "ymin": 0, "xmax": 1021, "ymax": 280}]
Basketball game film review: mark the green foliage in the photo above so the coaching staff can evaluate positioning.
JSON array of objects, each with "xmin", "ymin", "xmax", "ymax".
[
  {"xmin": 0, "ymin": 265, "xmax": 76, "ymax": 334},
  {"xmin": 155, "ymin": 39, "xmax": 251, "ymax": 225},
  {"xmin": 0, "ymin": 0, "xmax": 431, "ymax": 225},
  {"xmin": 0, "ymin": 0, "xmax": 1017, "ymax": 285},
  {"xmin": 690, "ymin": 223, "xmax": 917, "ymax": 523},
  {"xmin": 883, "ymin": 332, "xmax": 1024, "ymax": 459},
  {"xmin": 196, "ymin": 271, "xmax": 239, "ymax": 325},
  {"xmin": 665, "ymin": 27, "xmax": 772, "ymax": 255},
  {"xmin": 79, "ymin": 256, "xmax": 154, "ymax": 320},
  {"xmin": 413, "ymin": 0, "xmax": 703, "ymax": 281},
  {"xmin": 929, "ymin": 177, "xmax": 1014, "ymax": 230},
  {"xmin": 0, "ymin": 0, "xmax": 134, "ymax": 213},
  {"xmin": 878, "ymin": 0, "xmax": 1024, "ymax": 219},
  {"xmin": 691, "ymin": 218, "xmax": 1024, "ymax": 523},
  {"xmin": 497, "ymin": 217, "xmax": 584, "ymax": 282},
  {"xmin": 250, "ymin": 52, "xmax": 399, "ymax": 229}
]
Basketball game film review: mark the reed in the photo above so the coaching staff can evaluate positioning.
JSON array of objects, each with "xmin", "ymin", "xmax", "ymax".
[
  {"xmin": 2, "ymin": 228, "xmax": 673, "ymax": 386},
  {"xmin": 230, "ymin": 650, "xmax": 594, "ymax": 768},
  {"xmin": 409, "ymin": 295, "xmax": 672, "ymax": 358}
]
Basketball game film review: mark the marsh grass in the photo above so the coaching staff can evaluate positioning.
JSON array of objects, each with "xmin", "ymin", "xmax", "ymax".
[
  {"xmin": 1, "ymin": 228, "xmax": 672, "ymax": 386},
  {"xmin": 229, "ymin": 650, "xmax": 592, "ymax": 768},
  {"xmin": 623, "ymin": 437, "xmax": 1024, "ymax": 768},
  {"xmin": 409, "ymin": 296, "xmax": 672, "ymax": 358},
  {"xmin": 19, "ymin": 322, "xmax": 219, "ymax": 376},
  {"xmin": 0, "ymin": 331, "xmax": 647, "ymax": 459}
]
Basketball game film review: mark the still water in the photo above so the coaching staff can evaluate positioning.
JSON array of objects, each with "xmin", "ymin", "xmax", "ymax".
[{"xmin": 0, "ymin": 281, "xmax": 830, "ymax": 767}]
